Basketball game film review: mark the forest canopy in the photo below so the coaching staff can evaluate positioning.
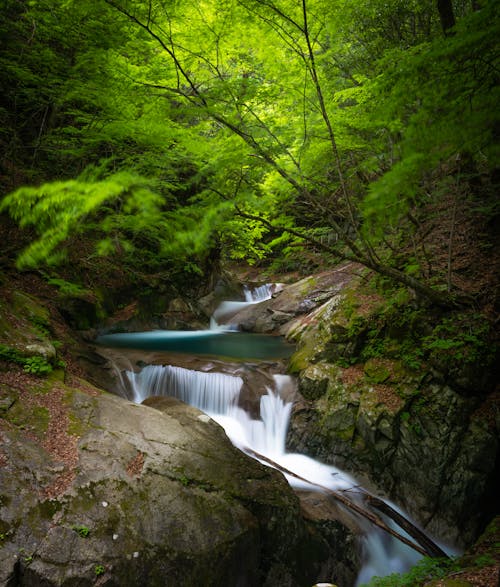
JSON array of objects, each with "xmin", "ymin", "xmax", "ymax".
[{"xmin": 0, "ymin": 0, "xmax": 498, "ymax": 304}]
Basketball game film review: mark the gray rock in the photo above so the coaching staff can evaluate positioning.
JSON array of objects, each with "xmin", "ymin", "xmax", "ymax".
[{"xmin": 0, "ymin": 388, "xmax": 344, "ymax": 586}]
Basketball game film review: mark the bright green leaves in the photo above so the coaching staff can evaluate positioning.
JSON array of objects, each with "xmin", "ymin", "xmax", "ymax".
[
  {"xmin": 2, "ymin": 0, "xmax": 497, "ymax": 302},
  {"xmin": 0, "ymin": 171, "xmax": 164, "ymax": 269}
]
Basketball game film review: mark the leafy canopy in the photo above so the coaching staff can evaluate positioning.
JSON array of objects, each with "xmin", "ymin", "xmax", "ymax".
[{"xmin": 1, "ymin": 0, "xmax": 498, "ymax": 302}]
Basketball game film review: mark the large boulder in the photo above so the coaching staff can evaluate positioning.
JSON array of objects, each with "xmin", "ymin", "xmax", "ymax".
[{"xmin": 0, "ymin": 381, "xmax": 353, "ymax": 586}]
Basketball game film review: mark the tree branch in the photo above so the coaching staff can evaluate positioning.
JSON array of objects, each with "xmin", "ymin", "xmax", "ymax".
[{"xmin": 244, "ymin": 446, "xmax": 448, "ymax": 559}]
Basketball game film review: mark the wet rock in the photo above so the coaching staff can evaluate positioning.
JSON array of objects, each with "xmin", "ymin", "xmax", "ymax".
[{"xmin": 220, "ymin": 266, "xmax": 354, "ymax": 335}]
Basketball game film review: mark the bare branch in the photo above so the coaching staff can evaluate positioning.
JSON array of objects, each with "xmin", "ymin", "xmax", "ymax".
[{"xmin": 244, "ymin": 446, "xmax": 448, "ymax": 559}]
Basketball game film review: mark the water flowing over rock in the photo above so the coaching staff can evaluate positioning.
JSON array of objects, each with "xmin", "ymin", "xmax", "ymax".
[
  {"xmin": 191, "ymin": 266, "xmax": 498, "ymax": 551},
  {"xmin": 2, "ymin": 265, "xmax": 496, "ymax": 585}
]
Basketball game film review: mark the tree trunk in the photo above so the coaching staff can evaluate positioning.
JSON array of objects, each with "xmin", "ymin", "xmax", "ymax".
[{"xmin": 437, "ymin": 0, "xmax": 456, "ymax": 34}]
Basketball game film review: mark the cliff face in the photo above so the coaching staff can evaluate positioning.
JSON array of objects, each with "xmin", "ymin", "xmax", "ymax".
[{"xmin": 283, "ymin": 279, "xmax": 498, "ymax": 549}]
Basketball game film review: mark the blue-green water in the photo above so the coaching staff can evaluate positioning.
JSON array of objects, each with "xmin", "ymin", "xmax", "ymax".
[{"xmin": 96, "ymin": 330, "xmax": 294, "ymax": 360}]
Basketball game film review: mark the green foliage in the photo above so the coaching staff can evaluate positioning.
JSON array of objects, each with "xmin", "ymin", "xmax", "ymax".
[
  {"xmin": 422, "ymin": 315, "xmax": 494, "ymax": 367},
  {"xmin": 472, "ymin": 554, "xmax": 495, "ymax": 567},
  {"xmin": 0, "ymin": 344, "xmax": 24, "ymax": 365},
  {"xmin": 1, "ymin": 171, "xmax": 166, "ymax": 269},
  {"xmin": 72, "ymin": 525, "xmax": 90, "ymax": 538},
  {"xmin": 0, "ymin": 344, "xmax": 56, "ymax": 376},
  {"xmin": 94, "ymin": 564, "xmax": 105, "ymax": 576},
  {"xmin": 46, "ymin": 278, "xmax": 91, "ymax": 299},
  {"xmin": 23, "ymin": 356, "xmax": 53, "ymax": 377},
  {"xmin": 360, "ymin": 555, "xmax": 459, "ymax": 586},
  {"xmin": 339, "ymin": 282, "xmax": 496, "ymax": 377},
  {"xmin": 29, "ymin": 315, "xmax": 51, "ymax": 337},
  {"xmin": 359, "ymin": 2, "xmax": 500, "ymax": 240},
  {"xmin": 0, "ymin": 0, "xmax": 497, "ymax": 302}
]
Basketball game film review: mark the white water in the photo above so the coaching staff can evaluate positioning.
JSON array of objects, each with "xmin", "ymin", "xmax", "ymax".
[
  {"xmin": 126, "ymin": 364, "xmax": 242, "ymax": 414},
  {"xmin": 125, "ymin": 363, "xmax": 430, "ymax": 585},
  {"xmin": 243, "ymin": 283, "xmax": 275, "ymax": 302},
  {"xmin": 211, "ymin": 283, "xmax": 280, "ymax": 329}
]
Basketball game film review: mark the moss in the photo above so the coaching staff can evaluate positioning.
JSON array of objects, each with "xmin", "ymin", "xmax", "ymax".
[
  {"xmin": 4, "ymin": 402, "xmax": 49, "ymax": 435},
  {"xmin": 288, "ymin": 346, "xmax": 313, "ymax": 374},
  {"xmin": 47, "ymin": 368, "xmax": 65, "ymax": 383},
  {"xmin": 67, "ymin": 412, "xmax": 90, "ymax": 436},
  {"xmin": 11, "ymin": 291, "xmax": 50, "ymax": 325},
  {"xmin": 0, "ymin": 517, "xmax": 12, "ymax": 539},
  {"xmin": 38, "ymin": 500, "xmax": 62, "ymax": 519},
  {"xmin": 363, "ymin": 359, "xmax": 390, "ymax": 383},
  {"xmin": 299, "ymin": 276, "xmax": 317, "ymax": 296}
]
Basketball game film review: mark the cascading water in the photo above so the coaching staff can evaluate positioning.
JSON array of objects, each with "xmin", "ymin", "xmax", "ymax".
[
  {"xmin": 102, "ymin": 283, "xmax": 453, "ymax": 585},
  {"xmin": 243, "ymin": 283, "xmax": 275, "ymax": 302},
  {"xmin": 126, "ymin": 364, "xmax": 243, "ymax": 413},
  {"xmin": 123, "ymin": 362, "xmax": 437, "ymax": 586},
  {"xmin": 211, "ymin": 283, "xmax": 280, "ymax": 329}
]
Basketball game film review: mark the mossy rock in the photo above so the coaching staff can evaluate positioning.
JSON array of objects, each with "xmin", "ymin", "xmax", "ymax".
[
  {"xmin": 0, "ymin": 385, "xmax": 339, "ymax": 586},
  {"xmin": 0, "ymin": 290, "xmax": 57, "ymax": 365},
  {"xmin": 363, "ymin": 359, "xmax": 391, "ymax": 384},
  {"xmin": 298, "ymin": 363, "xmax": 340, "ymax": 400}
]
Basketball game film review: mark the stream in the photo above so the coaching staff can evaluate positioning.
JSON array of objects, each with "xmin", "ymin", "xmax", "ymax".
[{"xmin": 97, "ymin": 285, "xmax": 451, "ymax": 586}]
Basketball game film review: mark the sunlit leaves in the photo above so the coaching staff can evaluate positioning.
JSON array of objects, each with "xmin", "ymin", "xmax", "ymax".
[
  {"xmin": 0, "ymin": 172, "xmax": 164, "ymax": 268},
  {"xmin": 2, "ymin": 0, "xmax": 497, "ymax": 300}
]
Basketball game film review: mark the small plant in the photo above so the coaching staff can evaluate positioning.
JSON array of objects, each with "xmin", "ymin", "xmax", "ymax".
[
  {"xmin": 0, "ymin": 344, "xmax": 24, "ymax": 365},
  {"xmin": 94, "ymin": 564, "xmax": 105, "ymax": 576},
  {"xmin": 29, "ymin": 315, "xmax": 51, "ymax": 337},
  {"xmin": 23, "ymin": 356, "xmax": 53, "ymax": 376},
  {"xmin": 72, "ymin": 524, "xmax": 90, "ymax": 538},
  {"xmin": 47, "ymin": 277, "xmax": 90, "ymax": 298},
  {"xmin": 359, "ymin": 555, "xmax": 460, "ymax": 586},
  {"xmin": 473, "ymin": 554, "xmax": 495, "ymax": 567},
  {"xmin": 55, "ymin": 358, "xmax": 66, "ymax": 369}
]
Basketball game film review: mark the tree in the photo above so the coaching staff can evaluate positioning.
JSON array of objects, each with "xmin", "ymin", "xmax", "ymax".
[
  {"xmin": 1, "ymin": 0, "xmax": 498, "ymax": 306},
  {"xmin": 437, "ymin": 0, "xmax": 456, "ymax": 33}
]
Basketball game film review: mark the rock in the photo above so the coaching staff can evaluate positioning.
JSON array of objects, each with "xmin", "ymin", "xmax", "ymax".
[
  {"xmin": 299, "ymin": 364, "xmax": 339, "ymax": 401},
  {"xmin": 23, "ymin": 342, "xmax": 56, "ymax": 361},
  {"xmin": 297, "ymin": 490, "xmax": 360, "ymax": 587},
  {"xmin": 0, "ymin": 386, "xmax": 340, "ymax": 586},
  {"xmin": 0, "ymin": 290, "xmax": 57, "ymax": 363},
  {"xmin": 219, "ymin": 266, "xmax": 355, "ymax": 335},
  {"xmin": 285, "ymin": 277, "xmax": 499, "ymax": 549}
]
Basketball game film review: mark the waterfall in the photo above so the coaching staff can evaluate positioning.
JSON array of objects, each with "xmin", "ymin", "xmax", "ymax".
[
  {"xmin": 243, "ymin": 283, "xmax": 275, "ymax": 302},
  {"xmin": 126, "ymin": 364, "xmax": 242, "ymax": 413},
  {"xmin": 124, "ymin": 363, "xmax": 438, "ymax": 585},
  {"xmin": 211, "ymin": 283, "xmax": 280, "ymax": 329}
]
